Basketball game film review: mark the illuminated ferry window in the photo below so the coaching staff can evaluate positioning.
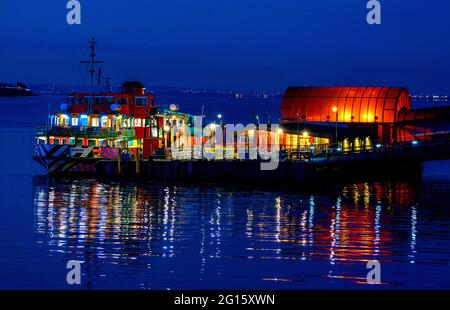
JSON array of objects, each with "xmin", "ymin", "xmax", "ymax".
[
  {"xmin": 151, "ymin": 128, "xmax": 158, "ymax": 138},
  {"xmin": 69, "ymin": 138, "xmax": 75, "ymax": 145},
  {"xmin": 135, "ymin": 97, "xmax": 148, "ymax": 106},
  {"xmin": 80, "ymin": 116, "xmax": 88, "ymax": 127},
  {"xmin": 91, "ymin": 118, "xmax": 99, "ymax": 127},
  {"xmin": 134, "ymin": 118, "xmax": 142, "ymax": 127},
  {"xmin": 72, "ymin": 118, "xmax": 79, "ymax": 126},
  {"xmin": 88, "ymin": 140, "xmax": 97, "ymax": 147},
  {"xmin": 117, "ymin": 98, "xmax": 128, "ymax": 105},
  {"xmin": 101, "ymin": 117, "xmax": 108, "ymax": 128},
  {"xmin": 61, "ymin": 138, "xmax": 67, "ymax": 145}
]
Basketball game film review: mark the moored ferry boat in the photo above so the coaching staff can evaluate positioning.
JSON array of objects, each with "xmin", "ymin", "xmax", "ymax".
[
  {"xmin": 33, "ymin": 39, "xmax": 192, "ymax": 174},
  {"xmin": 33, "ymin": 81, "xmax": 191, "ymax": 174}
]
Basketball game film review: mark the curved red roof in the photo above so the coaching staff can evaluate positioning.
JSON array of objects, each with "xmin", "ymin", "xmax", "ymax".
[{"xmin": 281, "ymin": 87, "xmax": 411, "ymax": 124}]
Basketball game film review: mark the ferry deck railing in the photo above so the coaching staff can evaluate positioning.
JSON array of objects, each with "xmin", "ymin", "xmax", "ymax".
[
  {"xmin": 35, "ymin": 126, "xmax": 450, "ymax": 162},
  {"xmin": 36, "ymin": 126, "xmax": 136, "ymax": 139}
]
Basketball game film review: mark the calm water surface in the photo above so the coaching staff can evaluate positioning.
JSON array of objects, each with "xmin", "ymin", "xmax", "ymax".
[{"xmin": 0, "ymin": 96, "xmax": 450, "ymax": 289}]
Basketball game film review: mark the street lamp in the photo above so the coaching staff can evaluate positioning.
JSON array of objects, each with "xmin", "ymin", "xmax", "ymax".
[
  {"xmin": 216, "ymin": 114, "xmax": 224, "ymax": 158},
  {"xmin": 254, "ymin": 114, "xmax": 260, "ymax": 126},
  {"xmin": 332, "ymin": 106, "xmax": 338, "ymax": 149},
  {"xmin": 217, "ymin": 113, "xmax": 223, "ymax": 127}
]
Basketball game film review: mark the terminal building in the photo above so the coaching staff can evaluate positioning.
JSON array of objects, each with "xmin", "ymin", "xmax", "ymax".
[{"xmin": 279, "ymin": 86, "xmax": 449, "ymax": 153}]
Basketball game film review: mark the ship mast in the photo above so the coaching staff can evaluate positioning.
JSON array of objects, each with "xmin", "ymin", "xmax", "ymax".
[
  {"xmin": 104, "ymin": 77, "xmax": 112, "ymax": 94},
  {"xmin": 81, "ymin": 37, "xmax": 104, "ymax": 113}
]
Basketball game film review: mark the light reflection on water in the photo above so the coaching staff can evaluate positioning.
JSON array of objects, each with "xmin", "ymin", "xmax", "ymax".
[
  {"xmin": 1, "ymin": 96, "xmax": 449, "ymax": 288},
  {"xmin": 32, "ymin": 177, "xmax": 450, "ymax": 289}
]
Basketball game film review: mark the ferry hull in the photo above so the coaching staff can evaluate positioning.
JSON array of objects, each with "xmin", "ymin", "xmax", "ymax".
[{"xmin": 33, "ymin": 144, "xmax": 99, "ymax": 174}]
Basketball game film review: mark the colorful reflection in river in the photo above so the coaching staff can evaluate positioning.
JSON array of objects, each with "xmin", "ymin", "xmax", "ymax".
[{"xmin": 32, "ymin": 177, "xmax": 429, "ymax": 288}]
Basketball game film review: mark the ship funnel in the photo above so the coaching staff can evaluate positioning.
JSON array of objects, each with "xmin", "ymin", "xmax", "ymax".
[{"xmin": 122, "ymin": 81, "xmax": 145, "ymax": 95}]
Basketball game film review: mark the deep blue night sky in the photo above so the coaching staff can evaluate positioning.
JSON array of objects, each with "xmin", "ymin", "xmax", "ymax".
[{"xmin": 1, "ymin": 0, "xmax": 450, "ymax": 92}]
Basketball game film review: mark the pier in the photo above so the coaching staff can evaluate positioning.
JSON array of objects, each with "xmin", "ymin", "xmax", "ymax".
[
  {"xmin": 90, "ymin": 138, "xmax": 450, "ymax": 184},
  {"xmin": 33, "ymin": 86, "xmax": 450, "ymax": 183}
]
